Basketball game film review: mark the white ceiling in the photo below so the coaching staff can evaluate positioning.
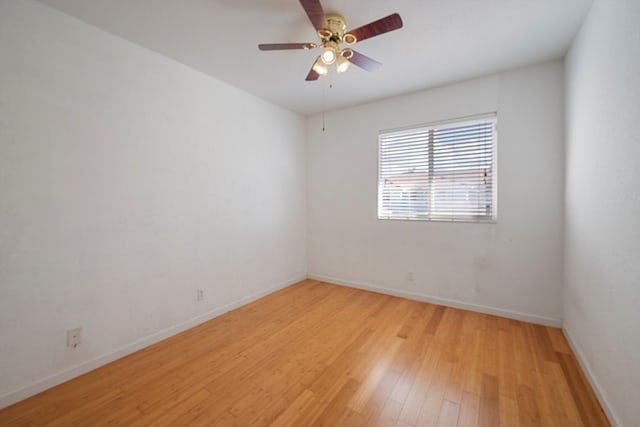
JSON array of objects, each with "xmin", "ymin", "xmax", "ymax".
[{"xmin": 37, "ymin": 0, "xmax": 592, "ymax": 115}]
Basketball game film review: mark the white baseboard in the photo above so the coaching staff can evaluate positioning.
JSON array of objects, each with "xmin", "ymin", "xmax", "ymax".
[
  {"xmin": 0, "ymin": 274, "xmax": 306, "ymax": 410},
  {"xmin": 562, "ymin": 325, "xmax": 620, "ymax": 427},
  {"xmin": 307, "ymin": 273, "xmax": 562, "ymax": 327}
]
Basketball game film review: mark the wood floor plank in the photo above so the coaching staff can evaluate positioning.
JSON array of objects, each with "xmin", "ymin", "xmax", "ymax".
[
  {"xmin": 311, "ymin": 378, "xmax": 362, "ymax": 427},
  {"xmin": 516, "ymin": 383, "xmax": 541, "ymax": 426},
  {"xmin": 498, "ymin": 395, "xmax": 519, "ymax": 427},
  {"xmin": 136, "ymin": 389, "xmax": 211, "ymax": 427},
  {"xmin": 388, "ymin": 306, "xmax": 434, "ymax": 404},
  {"xmin": 497, "ymin": 327, "xmax": 517, "ymax": 401},
  {"xmin": 371, "ymin": 398, "xmax": 402, "ymax": 426},
  {"xmin": 415, "ymin": 359, "xmax": 454, "ymax": 427},
  {"xmin": 396, "ymin": 344, "xmax": 437, "ymax": 425},
  {"xmin": 437, "ymin": 399, "xmax": 460, "ymax": 427},
  {"xmin": 478, "ymin": 373, "xmax": 499, "ymax": 427},
  {"xmin": 270, "ymin": 389, "xmax": 317, "ymax": 427},
  {"xmin": 556, "ymin": 352, "xmax": 610, "ymax": 427},
  {"xmin": 457, "ymin": 391, "xmax": 480, "ymax": 427},
  {"xmin": 358, "ymin": 367, "xmax": 401, "ymax": 422},
  {"xmin": 0, "ymin": 280, "xmax": 610, "ymax": 427},
  {"xmin": 547, "ymin": 327, "xmax": 573, "ymax": 354},
  {"xmin": 547, "ymin": 359, "xmax": 583, "ymax": 424}
]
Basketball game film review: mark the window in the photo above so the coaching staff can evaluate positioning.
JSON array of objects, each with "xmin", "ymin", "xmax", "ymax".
[{"xmin": 378, "ymin": 114, "xmax": 497, "ymax": 222}]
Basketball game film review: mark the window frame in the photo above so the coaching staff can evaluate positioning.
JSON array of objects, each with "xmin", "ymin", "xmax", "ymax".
[{"xmin": 377, "ymin": 113, "xmax": 498, "ymax": 223}]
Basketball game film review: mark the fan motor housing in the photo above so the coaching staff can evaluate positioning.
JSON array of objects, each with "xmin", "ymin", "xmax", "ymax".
[
  {"xmin": 318, "ymin": 13, "xmax": 351, "ymax": 44},
  {"xmin": 326, "ymin": 13, "xmax": 346, "ymax": 37}
]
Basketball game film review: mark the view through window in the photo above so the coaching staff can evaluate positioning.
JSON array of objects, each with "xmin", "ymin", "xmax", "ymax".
[{"xmin": 378, "ymin": 114, "xmax": 497, "ymax": 222}]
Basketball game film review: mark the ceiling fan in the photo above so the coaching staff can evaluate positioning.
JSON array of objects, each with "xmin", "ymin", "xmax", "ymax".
[{"xmin": 258, "ymin": 0, "xmax": 403, "ymax": 81}]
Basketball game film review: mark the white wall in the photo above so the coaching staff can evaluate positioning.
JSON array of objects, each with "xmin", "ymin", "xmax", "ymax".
[
  {"xmin": 307, "ymin": 61, "xmax": 565, "ymax": 325},
  {"xmin": 564, "ymin": 0, "xmax": 640, "ymax": 425},
  {"xmin": 0, "ymin": 0, "xmax": 306, "ymax": 407}
]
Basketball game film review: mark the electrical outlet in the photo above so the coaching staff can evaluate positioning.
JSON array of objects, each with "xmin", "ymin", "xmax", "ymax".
[
  {"xmin": 407, "ymin": 270, "xmax": 414, "ymax": 281},
  {"xmin": 67, "ymin": 327, "xmax": 82, "ymax": 348},
  {"xmin": 196, "ymin": 289, "xmax": 204, "ymax": 302}
]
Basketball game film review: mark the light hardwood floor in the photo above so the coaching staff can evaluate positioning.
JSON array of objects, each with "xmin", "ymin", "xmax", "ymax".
[{"xmin": 0, "ymin": 280, "xmax": 609, "ymax": 426}]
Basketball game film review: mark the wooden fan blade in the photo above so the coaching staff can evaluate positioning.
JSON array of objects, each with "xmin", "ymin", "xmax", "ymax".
[
  {"xmin": 348, "ymin": 50, "xmax": 382, "ymax": 72},
  {"xmin": 259, "ymin": 43, "xmax": 313, "ymax": 51},
  {"xmin": 305, "ymin": 65, "xmax": 320, "ymax": 81},
  {"xmin": 299, "ymin": 0, "xmax": 327, "ymax": 31},
  {"xmin": 346, "ymin": 13, "xmax": 403, "ymax": 43}
]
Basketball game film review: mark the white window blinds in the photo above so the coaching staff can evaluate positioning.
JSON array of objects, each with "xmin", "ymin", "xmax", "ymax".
[{"xmin": 378, "ymin": 114, "xmax": 497, "ymax": 222}]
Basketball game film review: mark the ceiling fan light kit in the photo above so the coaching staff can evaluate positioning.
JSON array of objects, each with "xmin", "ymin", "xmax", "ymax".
[
  {"xmin": 258, "ymin": 0, "xmax": 403, "ymax": 81},
  {"xmin": 321, "ymin": 41, "xmax": 338, "ymax": 64},
  {"xmin": 335, "ymin": 55, "xmax": 350, "ymax": 74},
  {"xmin": 312, "ymin": 57, "xmax": 329, "ymax": 75}
]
